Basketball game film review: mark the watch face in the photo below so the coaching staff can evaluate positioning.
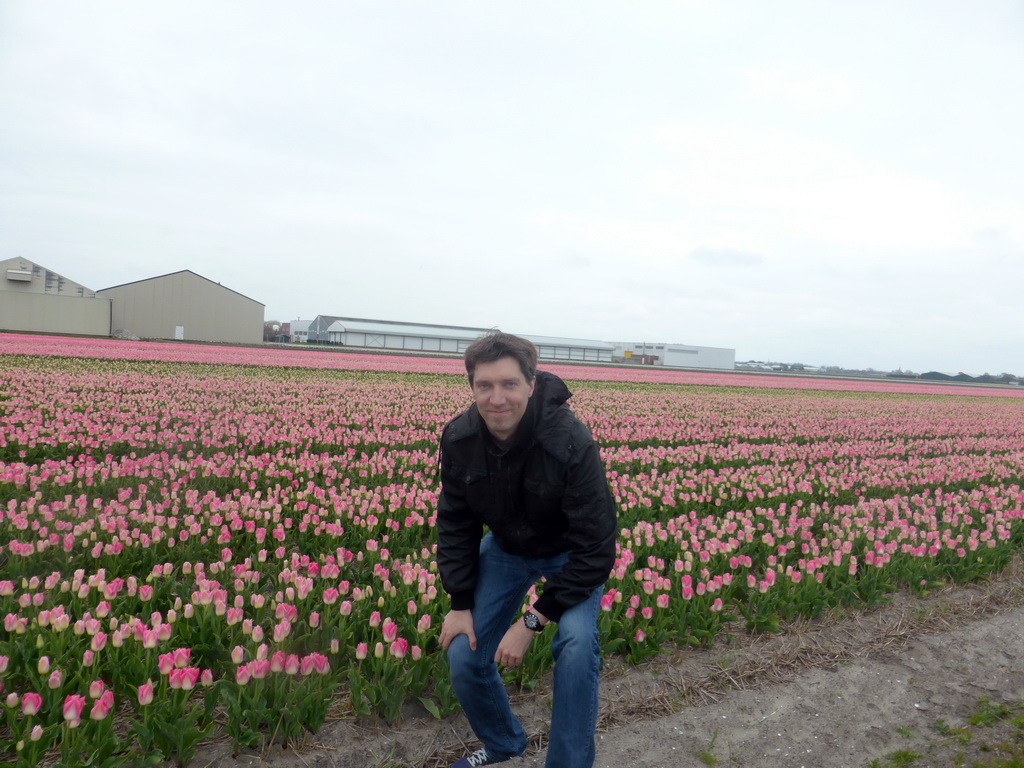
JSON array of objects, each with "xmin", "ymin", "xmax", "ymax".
[{"xmin": 524, "ymin": 612, "xmax": 543, "ymax": 632}]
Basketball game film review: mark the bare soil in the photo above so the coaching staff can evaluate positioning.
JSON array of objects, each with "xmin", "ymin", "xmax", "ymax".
[{"xmin": 200, "ymin": 559, "xmax": 1024, "ymax": 768}]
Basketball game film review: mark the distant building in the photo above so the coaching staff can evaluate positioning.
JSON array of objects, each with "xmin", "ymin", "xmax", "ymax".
[
  {"xmin": 307, "ymin": 315, "xmax": 615, "ymax": 362},
  {"xmin": 0, "ymin": 257, "xmax": 111, "ymax": 336},
  {"xmin": 611, "ymin": 341, "xmax": 735, "ymax": 370},
  {"xmin": 288, "ymin": 318, "xmax": 312, "ymax": 343},
  {"xmin": 97, "ymin": 270, "xmax": 264, "ymax": 345}
]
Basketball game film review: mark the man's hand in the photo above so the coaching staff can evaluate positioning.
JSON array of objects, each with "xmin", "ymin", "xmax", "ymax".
[
  {"xmin": 439, "ymin": 609, "xmax": 476, "ymax": 651},
  {"xmin": 494, "ymin": 610, "xmax": 548, "ymax": 668}
]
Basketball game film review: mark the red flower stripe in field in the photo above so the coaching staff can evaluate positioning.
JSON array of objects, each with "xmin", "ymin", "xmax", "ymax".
[{"xmin": 2, "ymin": 331, "xmax": 1021, "ymax": 397}]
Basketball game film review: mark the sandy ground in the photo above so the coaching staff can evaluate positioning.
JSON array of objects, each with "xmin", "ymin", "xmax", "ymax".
[{"xmin": 201, "ymin": 562, "xmax": 1024, "ymax": 768}]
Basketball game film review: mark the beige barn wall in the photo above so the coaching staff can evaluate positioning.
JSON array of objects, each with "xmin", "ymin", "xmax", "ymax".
[
  {"xmin": 0, "ymin": 292, "xmax": 111, "ymax": 335},
  {"xmin": 98, "ymin": 272, "xmax": 263, "ymax": 344}
]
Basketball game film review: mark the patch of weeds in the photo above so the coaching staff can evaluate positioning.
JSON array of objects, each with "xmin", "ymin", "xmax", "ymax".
[
  {"xmin": 897, "ymin": 725, "xmax": 915, "ymax": 738},
  {"xmin": 868, "ymin": 750, "xmax": 922, "ymax": 768},
  {"xmin": 935, "ymin": 717, "xmax": 973, "ymax": 745},
  {"xmin": 971, "ymin": 697, "xmax": 1014, "ymax": 728},
  {"xmin": 889, "ymin": 749, "xmax": 922, "ymax": 766},
  {"xmin": 694, "ymin": 725, "xmax": 720, "ymax": 766}
]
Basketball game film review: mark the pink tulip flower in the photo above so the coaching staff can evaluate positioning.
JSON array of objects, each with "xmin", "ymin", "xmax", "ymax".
[
  {"xmin": 90, "ymin": 690, "xmax": 114, "ymax": 720},
  {"xmin": 21, "ymin": 692, "xmax": 42, "ymax": 716},
  {"xmin": 63, "ymin": 694, "xmax": 86, "ymax": 728}
]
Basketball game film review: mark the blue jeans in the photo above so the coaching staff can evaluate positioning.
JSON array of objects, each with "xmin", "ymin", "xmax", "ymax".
[{"xmin": 447, "ymin": 534, "xmax": 603, "ymax": 768}]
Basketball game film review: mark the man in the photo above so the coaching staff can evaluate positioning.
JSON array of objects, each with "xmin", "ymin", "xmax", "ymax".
[{"xmin": 437, "ymin": 331, "xmax": 617, "ymax": 768}]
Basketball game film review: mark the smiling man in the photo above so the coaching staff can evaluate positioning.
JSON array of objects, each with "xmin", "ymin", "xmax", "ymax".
[{"xmin": 437, "ymin": 332, "xmax": 617, "ymax": 768}]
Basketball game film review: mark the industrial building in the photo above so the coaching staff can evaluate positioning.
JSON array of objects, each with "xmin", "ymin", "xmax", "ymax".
[
  {"xmin": 97, "ymin": 270, "xmax": 263, "ymax": 345},
  {"xmin": 0, "ymin": 257, "xmax": 111, "ymax": 336},
  {"xmin": 301, "ymin": 315, "xmax": 734, "ymax": 370},
  {"xmin": 610, "ymin": 341, "xmax": 735, "ymax": 369},
  {"xmin": 304, "ymin": 315, "xmax": 617, "ymax": 363},
  {"xmin": 1, "ymin": 259, "xmax": 263, "ymax": 345}
]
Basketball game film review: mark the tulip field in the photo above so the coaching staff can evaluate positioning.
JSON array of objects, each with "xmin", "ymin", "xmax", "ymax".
[{"xmin": 1, "ymin": 334, "xmax": 1024, "ymax": 767}]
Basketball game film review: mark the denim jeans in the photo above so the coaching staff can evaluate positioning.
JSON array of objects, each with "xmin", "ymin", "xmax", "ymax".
[{"xmin": 447, "ymin": 534, "xmax": 603, "ymax": 768}]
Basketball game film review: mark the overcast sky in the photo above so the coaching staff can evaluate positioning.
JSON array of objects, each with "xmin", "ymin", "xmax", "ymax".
[{"xmin": 2, "ymin": 1, "xmax": 1022, "ymax": 374}]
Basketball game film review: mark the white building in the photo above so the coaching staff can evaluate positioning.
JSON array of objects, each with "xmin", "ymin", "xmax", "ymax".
[
  {"xmin": 315, "ymin": 316, "xmax": 615, "ymax": 362},
  {"xmin": 288, "ymin": 318, "xmax": 312, "ymax": 343},
  {"xmin": 611, "ymin": 341, "xmax": 735, "ymax": 370}
]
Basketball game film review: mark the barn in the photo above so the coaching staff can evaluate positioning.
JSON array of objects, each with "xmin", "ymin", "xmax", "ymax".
[{"xmin": 96, "ymin": 270, "xmax": 264, "ymax": 344}]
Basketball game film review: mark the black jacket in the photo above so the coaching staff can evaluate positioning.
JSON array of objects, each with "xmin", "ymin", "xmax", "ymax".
[{"xmin": 436, "ymin": 370, "xmax": 617, "ymax": 622}]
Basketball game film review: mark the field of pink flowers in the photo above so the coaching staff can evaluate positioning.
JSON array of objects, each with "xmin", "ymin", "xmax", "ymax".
[{"xmin": 1, "ymin": 337, "xmax": 1023, "ymax": 767}]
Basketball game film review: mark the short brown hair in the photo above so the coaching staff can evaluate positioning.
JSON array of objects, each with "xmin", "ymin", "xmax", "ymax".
[{"xmin": 464, "ymin": 332, "xmax": 538, "ymax": 386}]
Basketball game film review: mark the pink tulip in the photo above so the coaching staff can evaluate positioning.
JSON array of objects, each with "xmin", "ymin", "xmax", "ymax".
[
  {"xmin": 63, "ymin": 694, "xmax": 86, "ymax": 727},
  {"xmin": 48, "ymin": 669, "xmax": 63, "ymax": 689},
  {"xmin": 382, "ymin": 618, "xmax": 398, "ymax": 643},
  {"xmin": 157, "ymin": 653, "xmax": 175, "ymax": 675},
  {"xmin": 21, "ymin": 692, "xmax": 42, "ymax": 716},
  {"xmin": 250, "ymin": 659, "xmax": 270, "ymax": 680},
  {"xmin": 137, "ymin": 681, "xmax": 155, "ymax": 706},
  {"xmin": 355, "ymin": 642, "xmax": 368, "ymax": 660},
  {"xmin": 284, "ymin": 654, "xmax": 300, "ymax": 675},
  {"xmin": 168, "ymin": 667, "xmax": 200, "ymax": 691},
  {"xmin": 90, "ymin": 690, "xmax": 114, "ymax": 720},
  {"xmin": 389, "ymin": 637, "xmax": 409, "ymax": 659},
  {"xmin": 89, "ymin": 680, "xmax": 106, "ymax": 699},
  {"xmin": 236, "ymin": 665, "xmax": 252, "ymax": 685}
]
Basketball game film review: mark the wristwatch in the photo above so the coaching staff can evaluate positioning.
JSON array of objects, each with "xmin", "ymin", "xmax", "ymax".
[{"xmin": 523, "ymin": 610, "xmax": 545, "ymax": 633}]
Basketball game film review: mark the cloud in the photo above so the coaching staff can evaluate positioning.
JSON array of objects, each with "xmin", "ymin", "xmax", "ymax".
[
  {"xmin": 744, "ymin": 64, "xmax": 862, "ymax": 112},
  {"xmin": 687, "ymin": 247, "xmax": 765, "ymax": 267}
]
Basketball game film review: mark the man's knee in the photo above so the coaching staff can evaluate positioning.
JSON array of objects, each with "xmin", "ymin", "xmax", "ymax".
[{"xmin": 447, "ymin": 635, "xmax": 489, "ymax": 682}]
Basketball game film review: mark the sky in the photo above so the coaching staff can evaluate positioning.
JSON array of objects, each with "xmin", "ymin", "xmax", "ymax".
[{"xmin": 2, "ymin": 1, "xmax": 1022, "ymax": 375}]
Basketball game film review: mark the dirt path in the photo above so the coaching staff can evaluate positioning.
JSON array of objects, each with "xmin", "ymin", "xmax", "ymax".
[{"xmin": 202, "ymin": 562, "xmax": 1024, "ymax": 768}]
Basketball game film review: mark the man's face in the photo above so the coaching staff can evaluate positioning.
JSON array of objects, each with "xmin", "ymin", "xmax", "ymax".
[{"xmin": 471, "ymin": 357, "xmax": 535, "ymax": 443}]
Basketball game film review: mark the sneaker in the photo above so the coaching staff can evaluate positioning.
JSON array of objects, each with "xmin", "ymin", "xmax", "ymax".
[{"xmin": 451, "ymin": 747, "xmax": 505, "ymax": 767}]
